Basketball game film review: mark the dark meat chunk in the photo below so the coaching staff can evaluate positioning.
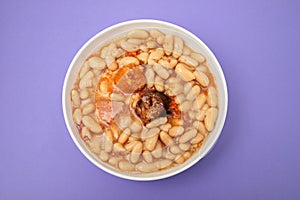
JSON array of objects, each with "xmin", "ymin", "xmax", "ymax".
[{"xmin": 135, "ymin": 91, "xmax": 170, "ymax": 125}]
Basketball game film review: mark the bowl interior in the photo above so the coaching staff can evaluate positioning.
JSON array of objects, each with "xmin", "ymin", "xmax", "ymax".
[{"xmin": 62, "ymin": 19, "xmax": 228, "ymax": 181}]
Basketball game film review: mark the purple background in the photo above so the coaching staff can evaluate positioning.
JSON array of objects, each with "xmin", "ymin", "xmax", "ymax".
[{"xmin": 1, "ymin": 0, "xmax": 300, "ymax": 199}]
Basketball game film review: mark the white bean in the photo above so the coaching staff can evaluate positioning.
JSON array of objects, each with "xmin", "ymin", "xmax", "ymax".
[
  {"xmin": 150, "ymin": 29, "xmax": 164, "ymax": 39},
  {"xmin": 120, "ymin": 40, "xmax": 139, "ymax": 52},
  {"xmin": 169, "ymin": 58, "xmax": 178, "ymax": 68},
  {"xmin": 88, "ymin": 56, "xmax": 106, "ymax": 70},
  {"xmin": 142, "ymin": 127, "xmax": 160, "ymax": 140},
  {"xmin": 153, "ymin": 63, "xmax": 170, "ymax": 80},
  {"xmin": 169, "ymin": 126, "xmax": 184, "ymax": 137},
  {"xmin": 82, "ymin": 116, "xmax": 102, "ymax": 134},
  {"xmin": 179, "ymin": 143, "xmax": 190, "ymax": 151},
  {"xmin": 179, "ymin": 55, "xmax": 198, "ymax": 68},
  {"xmin": 180, "ymin": 101, "xmax": 192, "ymax": 112},
  {"xmin": 119, "ymin": 161, "xmax": 135, "ymax": 171},
  {"xmin": 193, "ymin": 85, "xmax": 201, "ymax": 96},
  {"xmin": 175, "ymin": 94, "xmax": 185, "ymax": 104},
  {"xmin": 191, "ymin": 133, "xmax": 204, "ymax": 144},
  {"xmin": 118, "ymin": 128, "xmax": 131, "ymax": 144},
  {"xmin": 107, "ymin": 43, "xmax": 117, "ymax": 55},
  {"xmin": 110, "ymin": 123, "xmax": 120, "ymax": 141},
  {"xmin": 172, "ymin": 119, "xmax": 184, "ymax": 126},
  {"xmin": 144, "ymin": 133, "xmax": 159, "ymax": 151},
  {"xmin": 166, "ymin": 82, "xmax": 183, "ymax": 95},
  {"xmin": 71, "ymin": 90, "xmax": 80, "ymax": 107},
  {"xmin": 92, "ymin": 74, "xmax": 100, "ymax": 87},
  {"xmin": 160, "ymin": 131, "xmax": 174, "ymax": 146},
  {"xmin": 170, "ymin": 145, "xmax": 181, "ymax": 154},
  {"xmin": 190, "ymin": 52, "xmax": 206, "ymax": 63},
  {"xmin": 128, "ymin": 135, "xmax": 139, "ymax": 142},
  {"xmin": 163, "ymin": 150, "xmax": 176, "ymax": 160},
  {"xmin": 187, "ymin": 85, "xmax": 201, "ymax": 100},
  {"xmin": 136, "ymin": 162, "xmax": 158, "ymax": 173},
  {"xmin": 142, "ymin": 151, "xmax": 153, "ymax": 163},
  {"xmin": 175, "ymin": 63, "xmax": 195, "ymax": 82},
  {"xmin": 82, "ymin": 104, "xmax": 95, "ymax": 115},
  {"xmin": 108, "ymin": 61, "xmax": 118, "ymax": 71},
  {"xmin": 146, "ymin": 117, "xmax": 167, "ymax": 128},
  {"xmin": 167, "ymin": 76, "xmax": 180, "ymax": 84},
  {"xmin": 196, "ymin": 121, "xmax": 208, "ymax": 135},
  {"xmin": 195, "ymin": 93, "xmax": 207, "ymax": 110},
  {"xmin": 196, "ymin": 110, "xmax": 206, "ymax": 121},
  {"xmin": 197, "ymin": 65, "xmax": 208, "ymax": 72},
  {"xmin": 127, "ymin": 38, "xmax": 144, "ymax": 45},
  {"xmin": 194, "ymin": 70, "xmax": 210, "ymax": 87},
  {"xmin": 104, "ymin": 56, "xmax": 115, "ymax": 68},
  {"xmin": 204, "ymin": 108, "xmax": 218, "ymax": 131},
  {"xmin": 183, "ymin": 152, "xmax": 192, "ymax": 160},
  {"xmin": 100, "ymin": 46, "xmax": 109, "ymax": 58},
  {"xmin": 173, "ymin": 36, "xmax": 183, "ymax": 58},
  {"xmin": 188, "ymin": 111, "xmax": 196, "ymax": 120},
  {"xmin": 179, "ymin": 128, "xmax": 197, "ymax": 143},
  {"xmin": 88, "ymin": 135, "xmax": 101, "ymax": 154},
  {"xmin": 183, "ymin": 46, "xmax": 191, "ymax": 55},
  {"xmin": 152, "ymin": 141, "xmax": 162, "ymax": 158},
  {"xmin": 165, "ymin": 88, "xmax": 175, "ymax": 97},
  {"xmin": 183, "ymin": 82, "xmax": 193, "ymax": 94},
  {"xmin": 139, "ymin": 44, "xmax": 148, "ymax": 52},
  {"xmin": 93, "ymin": 68, "xmax": 101, "ymax": 78},
  {"xmin": 111, "ymin": 48, "xmax": 124, "ymax": 58},
  {"xmin": 80, "ymin": 89, "xmax": 89, "ymax": 99},
  {"xmin": 127, "ymin": 29, "xmax": 149, "ymax": 39},
  {"xmin": 124, "ymin": 141, "xmax": 139, "ymax": 152},
  {"xmin": 80, "ymin": 98, "xmax": 92, "ymax": 109},
  {"xmin": 113, "ymin": 143, "xmax": 126, "ymax": 152},
  {"xmin": 130, "ymin": 142, "xmax": 143, "ymax": 163},
  {"xmin": 130, "ymin": 119, "xmax": 142, "ymax": 133},
  {"xmin": 110, "ymin": 93, "xmax": 125, "ymax": 101},
  {"xmin": 145, "ymin": 67, "xmax": 155, "ymax": 87},
  {"xmin": 108, "ymin": 156, "xmax": 122, "ymax": 166},
  {"xmin": 137, "ymin": 52, "xmax": 149, "ymax": 64},
  {"xmin": 81, "ymin": 127, "xmax": 91, "ymax": 140},
  {"xmin": 202, "ymin": 104, "xmax": 209, "ymax": 111},
  {"xmin": 160, "ymin": 123, "xmax": 171, "ymax": 132},
  {"xmin": 193, "ymin": 120, "xmax": 200, "ymax": 129},
  {"xmin": 79, "ymin": 78, "xmax": 93, "ymax": 89},
  {"xmin": 148, "ymin": 48, "xmax": 164, "ymax": 65},
  {"xmin": 73, "ymin": 108, "xmax": 82, "ymax": 125},
  {"xmin": 159, "ymin": 58, "xmax": 178, "ymax": 69},
  {"xmin": 118, "ymin": 56, "xmax": 140, "ymax": 67},
  {"xmin": 174, "ymin": 155, "xmax": 185, "ymax": 164},
  {"xmin": 154, "ymin": 75, "xmax": 164, "ymax": 92},
  {"xmin": 207, "ymin": 87, "xmax": 218, "ymax": 107},
  {"xmin": 146, "ymin": 40, "xmax": 157, "ymax": 48},
  {"xmin": 104, "ymin": 130, "xmax": 113, "ymax": 153},
  {"xmin": 99, "ymin": 151, "xmax": 109, "ymax": 162},
  {"xmin": 156, "ymin": 159, "xmax": 172, "ymax": 169},
  {"xmin": 82, "ymin": 70, "xmax": 95, "ymax": 80},
  {"xmin": 163, "ymin": 34, "xmax": 173, "ymax": 55},
  {"xmin": 158, "ymin": 59, "xmax": 172, "ymax": 69},
  {"xmin": 117, "ymin": 115, "xmax": 132, "ymax": 130},
  {"xmin": 79, "ymin": 62, "xmax": 90, "ymax": 79},
  {"xmin": 157, "ymin": 35, "xmax": 165, "ymax": 45}
]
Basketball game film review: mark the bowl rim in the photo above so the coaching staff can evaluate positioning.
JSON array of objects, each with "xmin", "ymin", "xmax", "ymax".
[{"xmin": 62, "ymin": 19, "xmax": 228, "ymax": 181}]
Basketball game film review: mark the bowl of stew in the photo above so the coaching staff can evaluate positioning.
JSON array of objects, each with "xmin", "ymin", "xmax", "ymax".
[{"xmin": 62, "ymin": 19, "xmax": 228, "ymax": 181}]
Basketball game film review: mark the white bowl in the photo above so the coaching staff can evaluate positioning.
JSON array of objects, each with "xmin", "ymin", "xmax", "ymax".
[{"xmin": 62, "ymin": 19, "xmax": 228, "ymax": 181}]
